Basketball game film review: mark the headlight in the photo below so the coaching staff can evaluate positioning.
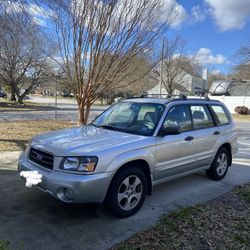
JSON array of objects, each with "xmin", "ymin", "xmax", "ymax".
[{"xmin": 60, "ymin": 157, "xmax": 98, "ymax": 173}]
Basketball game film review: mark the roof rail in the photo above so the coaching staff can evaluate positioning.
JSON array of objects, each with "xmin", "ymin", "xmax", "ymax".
[
  {"xmin": 143, "ymin": 93, "xmax": 187, "ymax": 100},
  {"xmin": 194, "ymin": 88, "xmax": 210, "ymax": 100},
  {"xmin": 128, "ymin": 92, "xmax": 211, "ymax": 101}
]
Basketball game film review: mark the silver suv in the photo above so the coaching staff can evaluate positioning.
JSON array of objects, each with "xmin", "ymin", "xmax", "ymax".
[{"xmin": 18, "ymin": 97, "xmax": 238, "ymax": 217}]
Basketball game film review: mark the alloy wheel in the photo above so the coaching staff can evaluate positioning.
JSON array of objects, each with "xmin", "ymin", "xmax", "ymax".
[
  {"xmin": 216, "ymin": 152, "xmax": 228, "ymax": 176},
  {"xmin": 117, "ymin": 175, "xmax": 143, "ymax": 211}
]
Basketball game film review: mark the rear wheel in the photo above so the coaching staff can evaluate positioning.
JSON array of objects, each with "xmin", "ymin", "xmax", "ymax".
[
  {"xmin": 106, "ymin": 167, "xmax": 147, "ymax": 217},
  {"xmin": 206, "ymin": 147, "xmax": 230, "ymax": 180}
]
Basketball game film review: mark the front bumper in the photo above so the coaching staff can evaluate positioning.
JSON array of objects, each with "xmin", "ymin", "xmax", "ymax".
[{"xmin": 18, "ymin": 152, "xmax": 114, "ymax": 203}]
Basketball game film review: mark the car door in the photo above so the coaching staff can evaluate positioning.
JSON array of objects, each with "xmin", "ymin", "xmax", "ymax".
[
  {"xmin": 155, "ymin": 104, "xmax": 196, "ymax": 181},
  {"xmin": 189, "ymin": 104, "xmax": 217, "ymax": 167}
]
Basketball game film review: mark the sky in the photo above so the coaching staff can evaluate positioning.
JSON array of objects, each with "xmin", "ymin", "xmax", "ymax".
[
  {"xmin": 167, "ymin": 0, "xmax": 250, "ymax": 74},
  {"xmin": 6, "ymin": 0, "xmax": 250, "ymax": 75}
]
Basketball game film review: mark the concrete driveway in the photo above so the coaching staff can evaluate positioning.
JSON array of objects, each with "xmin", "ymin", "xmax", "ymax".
[{"xmin": 0, "ymin": 122, "xmax": 250, "ymax": 250}]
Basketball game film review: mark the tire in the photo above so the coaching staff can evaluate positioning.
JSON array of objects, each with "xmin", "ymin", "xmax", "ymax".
[
  {"xmin": 206, "ymin": 147, "xmax": 230, "ymax": 180},
  {"xmin": 106, "ymin": 167, "xmax": 147, "ymax": 218}
]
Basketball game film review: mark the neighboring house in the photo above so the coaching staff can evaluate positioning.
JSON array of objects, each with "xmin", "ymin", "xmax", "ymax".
[
  {"xmin": 147, "ymin": 69, "xmax": 206, "ymax": 96},
  {"xmin": 230, "ymin": 80, "xmax": 250, "ymax": 96},
  {"xmin": 146, "ymin": 84, "xmax": 168, "ymax": 97}
]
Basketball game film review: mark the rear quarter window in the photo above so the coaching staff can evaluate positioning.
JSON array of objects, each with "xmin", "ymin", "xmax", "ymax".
[{"xmin": 210, "ymin": 105, "xmax": 231, "ymax": 125}]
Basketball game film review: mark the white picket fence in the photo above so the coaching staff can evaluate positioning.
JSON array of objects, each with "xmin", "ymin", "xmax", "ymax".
[{"xmin": 209, "ymin": 96, "xmax": 250, "ymax": 113}]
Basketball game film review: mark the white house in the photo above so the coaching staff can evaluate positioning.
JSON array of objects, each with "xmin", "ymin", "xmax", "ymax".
[{"xmin": 147, "ymin": 69, "xmax": 206, "ymax": 96}]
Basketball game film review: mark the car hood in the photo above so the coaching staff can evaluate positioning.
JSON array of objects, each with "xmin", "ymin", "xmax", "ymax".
[{"xmin": 31, "ymin": 125, "xmax": 145, "ymax": 156}]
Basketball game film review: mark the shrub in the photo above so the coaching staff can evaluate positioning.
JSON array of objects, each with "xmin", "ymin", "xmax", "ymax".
[{"xmin": 235, "ymin": 106, "xmax": 248, "ymax": 115}]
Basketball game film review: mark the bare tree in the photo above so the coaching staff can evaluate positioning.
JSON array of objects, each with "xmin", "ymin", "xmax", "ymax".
[
  {"xmin": 238, "ymin": 41, "xmax": 250, "ymax": 63},
  {"xmin": 152, "ymin": 36, "xmax": 198, "ymax": 95},
  {"xmin": 0, "ymin": 11, "xmax": 52, "ymax": 103},
  {"xmin": 230, "ymin": 63, "xmax": 250, "ymax": 80},
  {"xmin": 230, "ymin": 40, "xmax": 250, "ymax": 81},
  {"xmin": 112, "ymin": 56, "xmax": 153, "ymax": 95},
  {"xmin": 47, "ymin": 0, "xmax": 176, "ymax": 124}
]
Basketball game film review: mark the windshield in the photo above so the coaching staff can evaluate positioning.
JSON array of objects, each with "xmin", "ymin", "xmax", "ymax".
[{"xmin": 92, "ymin": 101, "xmax": 165, "ymax": 136}]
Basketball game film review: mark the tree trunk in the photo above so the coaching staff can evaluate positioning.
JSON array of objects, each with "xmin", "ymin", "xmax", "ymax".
[
  {"xmin": 17, "ymin": 95, "xmax": 24, "ymax": 105},
  {"xmin": 10, "ymin": 88, "xmax": 16, "ymax": 101},
  {"xmin": 84, "ymin": 104, "xmax": 91, "ymax": 124},
  {"xmin": 17, "ymin": 90, "xmax": 30, "ymax": 105},
  {"xmin": 78, "ymin": 103, "xmax": 85, "ymax": 125},
  {"xmin": 168, "ymin": 82, "xmax": 174, "ymax": 95},
  {"xmin": 78, "ymin": 102, "xmax": 92, "ymax": 125}
]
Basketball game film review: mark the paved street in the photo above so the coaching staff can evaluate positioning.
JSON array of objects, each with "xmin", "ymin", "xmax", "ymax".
[
  {"xmin": 0, "ymin": 107, "xmax": 106, "ymax": 121},
  {"xmin": 0, "ymin": 96, "xmax": 108, "ymax": 121},
  {"xmin": 0, "ymin": 122, "xmax": 249, "ymax": 250}
]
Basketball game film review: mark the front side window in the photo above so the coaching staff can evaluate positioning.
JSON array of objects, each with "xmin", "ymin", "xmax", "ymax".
[
  {"xmin": 163, "ymin": 105, "xmax": 192, "ymax": 132},
  {"xmin": 190, "ymin": 105, "xmax": 214, "ymax": 129},
  {"xmin": 210, "ymin": 105, "xmax": 231, "ymax": 125},
  {"xmin": 92, "ymin": 101, "xmax": 165, "ymax": 136}
]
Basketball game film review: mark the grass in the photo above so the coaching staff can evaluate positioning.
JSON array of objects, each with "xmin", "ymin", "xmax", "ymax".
[
  {"xmin": 0, "ymin": 99, "xmax": 55, "ymax": 112},
  {"xmin": 113, "ymin": 183, "xmax": 250, "ymax": 250},
  {"xmin": 0, "ymin": 120, "xmax": 75, "ymax": 151},
  {"xmin": 235, "ymin": 185, "xmax": 250, "ymax": 203}
]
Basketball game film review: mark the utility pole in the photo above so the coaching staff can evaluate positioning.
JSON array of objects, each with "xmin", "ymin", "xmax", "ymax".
[
  {"xmin": 159, "ymin": 37, "xmax": 164, "ymax": 97},
  {"xmin": 55, "ymin": 78, "xmax": 58, "ymax": 120},
  {"xmin": 202, "ymin": 68, "xmax": 208, "ymax": 90}
]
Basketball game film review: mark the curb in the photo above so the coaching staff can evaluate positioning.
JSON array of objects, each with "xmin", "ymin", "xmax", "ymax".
[{"xmin": 0, "ymin": 151, "xmax": 22, "ymax": 166}]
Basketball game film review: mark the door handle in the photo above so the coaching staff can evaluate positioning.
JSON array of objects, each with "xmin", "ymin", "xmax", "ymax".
[
  {"xmin": 185, "ymin": 136, "xmax": 194, "ymax": 141},
  {"xmin": 213, "ymin": 131, "xmax": 220, "ymax": 135}
]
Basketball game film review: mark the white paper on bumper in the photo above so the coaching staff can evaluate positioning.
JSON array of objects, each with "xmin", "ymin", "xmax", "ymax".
[{"xmin": 20, "ymin": 171, "xmax": 42, "ymax": 188}]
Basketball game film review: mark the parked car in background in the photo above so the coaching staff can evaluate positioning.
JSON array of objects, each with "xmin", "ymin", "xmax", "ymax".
[
  {"xmin": 0, "ymin": 91, "xmax": 7, "ymax": 98},
  {"xmin": 18, "ymin": 96, "xmax": 238, "ymax": 217},
  {"xmin": 114, "ymin": 97, "xmax": 123, "ymax": 103},
  {"xmin": 62, "ymin": 92, "xmax": 74, "ymax": 98}
]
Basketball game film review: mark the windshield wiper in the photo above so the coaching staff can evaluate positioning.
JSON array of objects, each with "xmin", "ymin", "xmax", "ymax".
[
  {"xmin": 89, "ymin": 123, "xmax": 99, "ymax": 128},
  {"xmin": 99, "ymin": 125, "xmax": 125, "ymax": 132}
]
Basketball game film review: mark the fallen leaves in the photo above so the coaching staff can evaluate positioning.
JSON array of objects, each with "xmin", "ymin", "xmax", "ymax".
[
  {"xmin": 0, "ymin": 120, "xmax": 74, "ymax": 151},
  {"xmin": 113, "ymin": 184, "xmax": 250, "ymax": 250}
]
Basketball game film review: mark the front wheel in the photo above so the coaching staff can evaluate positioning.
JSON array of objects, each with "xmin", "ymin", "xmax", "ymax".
[
  {"xmin": 206, "ymin": 147, "xmax": 230, "ymax": 180},
  {"xmin": 106, "ymin": 167, "xmax": 147, "ymax": 217}
]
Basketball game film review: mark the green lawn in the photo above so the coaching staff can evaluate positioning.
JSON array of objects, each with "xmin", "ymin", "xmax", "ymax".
[{"xmin": 233, "ymin": 113, "xmax": 250, "ymax": 121}]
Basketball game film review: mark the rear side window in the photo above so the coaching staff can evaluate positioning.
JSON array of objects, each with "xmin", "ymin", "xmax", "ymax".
[
  {"xmin": 190, "ymin": 105, "xmax": 214, "ymax": 129},
  {"xmin": 164, "ymin": 105, "xmax": 192, "ymax": 132},
  {"xmin": 210, "ymin": 105, "xmax": 231, "ymax": 125}
]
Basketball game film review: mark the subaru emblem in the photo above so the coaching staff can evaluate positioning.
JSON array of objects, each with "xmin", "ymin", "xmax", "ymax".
[{"xmin": 36, "ymin": 154, "xmax": 43, "ymax": 160}]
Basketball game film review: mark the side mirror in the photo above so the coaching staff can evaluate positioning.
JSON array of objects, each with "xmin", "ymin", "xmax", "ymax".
[{"xmin": 159, "ymin": 125, "xmax": 180, "ymax": 136}]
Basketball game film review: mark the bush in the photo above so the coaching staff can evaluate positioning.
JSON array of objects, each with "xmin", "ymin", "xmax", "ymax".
[
  {"xmin": 0, "ymin": 240, "xmax": 9, "ymax": 250},
  {"xmin": 235, "ymin": 106, "xmax": 248, "ymax": 115}
]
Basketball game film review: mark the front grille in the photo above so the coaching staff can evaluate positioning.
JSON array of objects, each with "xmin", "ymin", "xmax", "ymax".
[{"xmin": 29, "ymin": 147, "xmax": 54, "ymax": 170}]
